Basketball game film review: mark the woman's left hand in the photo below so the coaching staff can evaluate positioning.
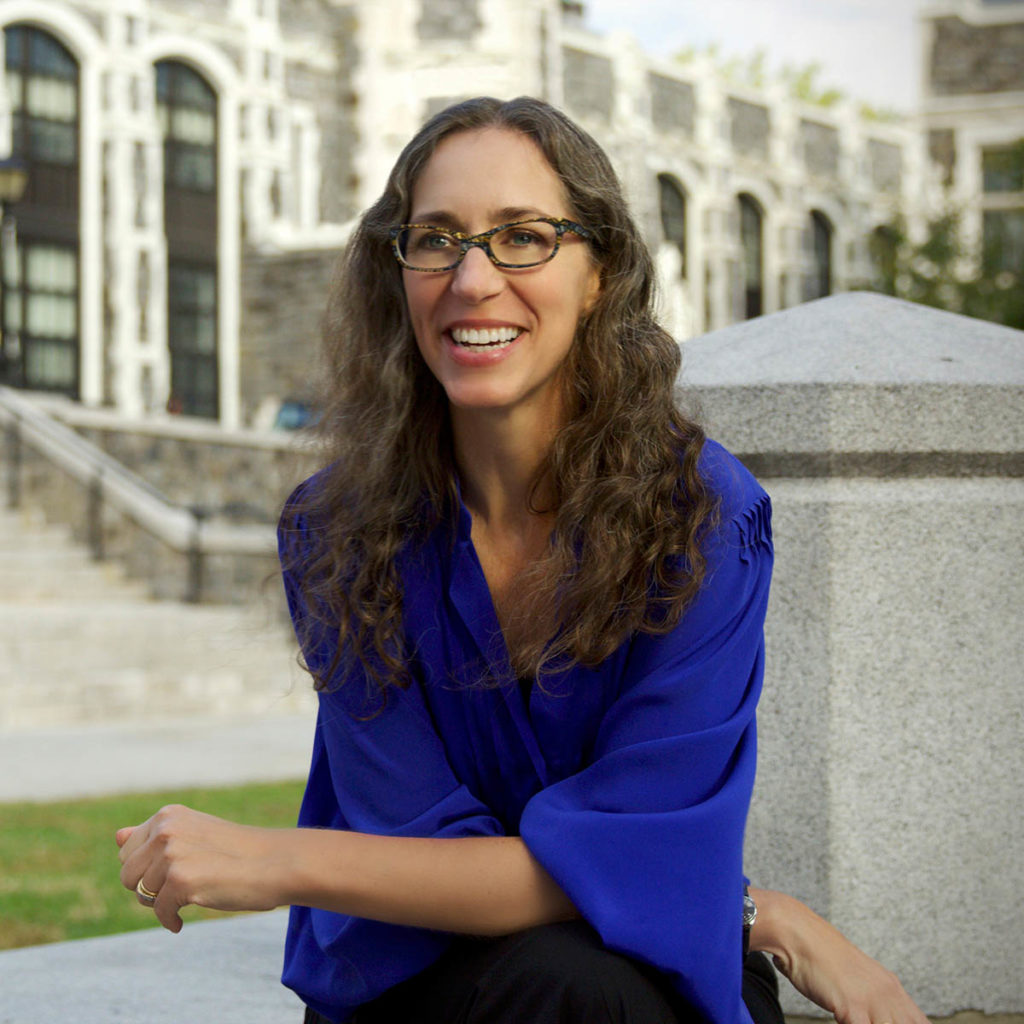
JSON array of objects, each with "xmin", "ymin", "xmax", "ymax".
[
  {"xmin": 117, "ymin": 805, "xmax": 285, "ymax": 933},
  {"xmin": 749, "ymin": 888, "xmax": 930, "ymax": 1024}
]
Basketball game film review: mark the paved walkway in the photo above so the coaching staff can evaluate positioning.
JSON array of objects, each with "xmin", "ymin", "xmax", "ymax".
[{"xmin": 0, "ymin": 711, "xmax": 316, "ymax": 803}]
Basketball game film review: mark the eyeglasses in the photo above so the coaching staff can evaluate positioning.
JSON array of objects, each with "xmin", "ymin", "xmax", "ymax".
[{"xmin": 389, "ymin": 217, "xmax": 592, "ymax": 272}]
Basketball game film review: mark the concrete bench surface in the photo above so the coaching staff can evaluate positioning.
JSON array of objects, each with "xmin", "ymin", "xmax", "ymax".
[{"xmin": 0, "ymin": 912, "xmax": 302, "ymax": 1023}]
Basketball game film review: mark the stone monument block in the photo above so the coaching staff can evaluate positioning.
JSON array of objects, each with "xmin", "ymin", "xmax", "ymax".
[{"xmin": 683, "ymin": 292, "xmax": 1024, "ymax": 1015}]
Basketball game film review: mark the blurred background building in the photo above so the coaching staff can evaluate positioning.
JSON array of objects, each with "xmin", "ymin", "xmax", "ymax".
[{"xmin": 0, "ymin": 0, "xmax": 1020, "ymax": 428}]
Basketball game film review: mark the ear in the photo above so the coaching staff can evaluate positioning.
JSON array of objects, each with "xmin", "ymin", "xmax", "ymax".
[{"xmin": 582, "ymin": 264, "xmax": 602, "ymax": 315}]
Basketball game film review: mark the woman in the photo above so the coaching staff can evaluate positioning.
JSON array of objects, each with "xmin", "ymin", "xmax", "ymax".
[{"xmin": 118, "ymin": 97, "xmax": 927, "ymax": 1024}]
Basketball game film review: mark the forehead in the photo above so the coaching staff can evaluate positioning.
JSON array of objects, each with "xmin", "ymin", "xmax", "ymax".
[{"xmin": 409, "ymin": 127, "xmax": 569, "ymax": 225}]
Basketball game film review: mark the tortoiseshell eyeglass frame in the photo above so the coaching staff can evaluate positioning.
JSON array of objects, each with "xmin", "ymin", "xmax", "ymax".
[{"xmin": 388, "ymin": 217, "xmax": 593, "ymax": 272}]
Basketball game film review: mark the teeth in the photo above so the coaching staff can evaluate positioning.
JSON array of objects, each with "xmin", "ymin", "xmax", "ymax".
[{"xmin": 451, "ymin": 326, "xmax": 522, "ymax": 346}]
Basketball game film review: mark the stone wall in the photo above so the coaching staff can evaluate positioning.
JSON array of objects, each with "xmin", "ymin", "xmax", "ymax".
[
  {"xmin": 281, "ymin": 1, "xmax": 361, "ymax": 224},
  {"xmin": 729, "ymin": 98, "xmax": 771, "ymax": 159},
  {"xmin": 239, "ymin": 248, "xmax": 338, "ymax": 427},
  {"xmin": 64, "ymin": 418, "xmax": 317, "ymax": 525},
  {"xmin": 562, "ymin": 47, "xmax": 614, "ymax": 123},
  {"xmin": 416, "ymin": 0, "xmax": 483, "ymax": 40},
  {"xmin": 930, "ymin": 14, "xmax": 1024, "ymax": 95},
  {"xmin": 928, "ymin": 127, "xmax": 957, "ymax": 185},
  {"xmin": 800, "ymin": 118, "xmax": 840, "ymax": 179},
  {"xmin": 649, "ymin": 73, "xmax": 695, "ymax": 137},
  {"xmin": 867, "ymin": 137, "xmax": 902, "ymax": 193}
]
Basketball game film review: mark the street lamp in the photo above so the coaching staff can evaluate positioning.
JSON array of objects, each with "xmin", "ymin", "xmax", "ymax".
[
  {"xmin": 0, "ymin": 156, "xmax": 27, "ymax": 387},
  {"xmin": 0, "ymin": 157, "xmax": 27, "ymax": 205}
]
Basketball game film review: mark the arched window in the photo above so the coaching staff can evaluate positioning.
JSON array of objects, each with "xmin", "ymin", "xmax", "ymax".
[
  {"xmin": 156, "ymin": 60, "xmax": 218, "ymax": 418},
  {"xmin": 738, "ymin": 193, "xmax": 763, "ymax": 319},
  {"xmin": 1, "ymin": 24, "xmax": 80, "ymax": 397},
  {"xmin": 807, "ymin": 210, "xmax": 832, "ymax": 301},
  {"xmin": 658, "ymin": 174, "xmax": 687, "ymax": 278}
]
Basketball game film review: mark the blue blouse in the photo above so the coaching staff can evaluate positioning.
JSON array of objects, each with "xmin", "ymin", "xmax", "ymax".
[{"xmin": 279, "ymin": 440, "xmax": 773, "ymax": 1024}]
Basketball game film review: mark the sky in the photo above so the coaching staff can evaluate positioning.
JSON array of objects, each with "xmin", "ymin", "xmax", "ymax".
[{"xmin": 584, "ymin": 0, "xmax": 923, "ymax": 113}]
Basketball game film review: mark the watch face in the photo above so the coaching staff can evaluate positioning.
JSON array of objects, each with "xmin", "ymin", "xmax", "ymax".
[{"xmin": 743, "ymin": 892, "xmax": 757, "ymax": 927}]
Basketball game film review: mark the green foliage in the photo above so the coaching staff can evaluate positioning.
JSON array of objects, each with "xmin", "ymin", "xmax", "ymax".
[
  {"xmin": 0, "ymin": 780, "xmax": 305, "ymax": 950},
  {"xmin": 869, "ymin": 197, "xmax": 1024, "ymax": 330},
  {"xmin": 858, "ymin": 102, "xmax": 902, "ymax": 124},
  {"xmin": 782, "ymin": 61, "xmax": 845, "ymax": 108}
]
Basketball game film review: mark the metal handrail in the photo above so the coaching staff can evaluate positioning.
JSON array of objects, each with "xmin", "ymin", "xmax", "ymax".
[{"xmin": 0, "ymin": 386, "xmax": 276, "ymax": 600}]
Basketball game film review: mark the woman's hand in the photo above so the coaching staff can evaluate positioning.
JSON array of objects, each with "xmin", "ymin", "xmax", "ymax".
[
  {"xmin": 749, "ymin": 888, "xmax": 929, "ymax": 1024},
  {"xmin": 116, "ymin": 805, "xmax": 287, "ymax": 933}
]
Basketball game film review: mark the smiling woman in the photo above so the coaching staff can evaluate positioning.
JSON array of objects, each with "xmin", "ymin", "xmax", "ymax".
[{"xmin": 117, "ymin": 97, "xmax": 928, "ymax": 1024}]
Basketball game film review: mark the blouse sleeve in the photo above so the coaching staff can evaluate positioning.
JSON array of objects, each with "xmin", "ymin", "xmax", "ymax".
[
  {"xmin": 277, "ymin": 496, "xmax": 506, "ymax": 1020},
  {"xmin": 519, "ymin": 489, "xmax": 773, "ymax": 1024}
]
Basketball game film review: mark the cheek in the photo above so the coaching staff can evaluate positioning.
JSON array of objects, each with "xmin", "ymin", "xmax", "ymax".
[{"xmin": 402, "ymin": 277, "xmax": 436, "ymax": 335}]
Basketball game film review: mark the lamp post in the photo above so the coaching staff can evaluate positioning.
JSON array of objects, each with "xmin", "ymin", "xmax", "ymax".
[{"xmin": 0, "ymin": 156, "xmax": 28, "ymax": 387}]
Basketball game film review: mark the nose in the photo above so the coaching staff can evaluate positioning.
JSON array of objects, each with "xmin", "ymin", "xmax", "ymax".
[{"xmin": 449, "ymin": 244, "xmax": 505, "ymax": 304}]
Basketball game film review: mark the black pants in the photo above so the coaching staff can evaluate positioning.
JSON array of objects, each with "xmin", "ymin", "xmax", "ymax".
[{"xmin": 303, "ymin": 920, "xmax": 783, "ymax": 1024}]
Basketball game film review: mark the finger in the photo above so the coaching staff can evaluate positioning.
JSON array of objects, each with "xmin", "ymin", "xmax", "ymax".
[
  {"xmin": 134, "ymin": 875, "xmax": 161, "ymax": 908},
  {"xmin": 152, "ymin": 881, "xmax": 186, "ymax": 933},
  {"xmin": 119, "ymin": 841, "xmax": 167, "ymax": 894},
  {"xmin": 117, "ymin": 819, "xmax": 152, "ymax": 864}
]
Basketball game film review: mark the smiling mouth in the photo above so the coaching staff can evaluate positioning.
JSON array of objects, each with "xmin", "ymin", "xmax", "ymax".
[{"xmin": 450, "ymin": 326, "xmax": 524, "ymax": 348}]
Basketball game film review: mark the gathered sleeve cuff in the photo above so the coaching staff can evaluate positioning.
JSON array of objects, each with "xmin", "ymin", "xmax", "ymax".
[{"xmin": 519, "ymin": 491, "xmax": 773, "ymax": 1024}]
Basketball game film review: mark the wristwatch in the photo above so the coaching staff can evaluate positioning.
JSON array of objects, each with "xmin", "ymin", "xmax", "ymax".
[{"xmin": 742, "ymin": 886, "xmax": 757, "ymax": 959}]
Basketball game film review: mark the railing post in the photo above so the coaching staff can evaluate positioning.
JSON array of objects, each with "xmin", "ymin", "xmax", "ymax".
[
  {"xmin": 87, "ymin": 468, "xmax": 104, "ymax": 561},
  {"xmin": 186, "ymin": 505, "xmax": 207, "ymax": 603},
  {"xmin": 4, "ymin": 413, "xmax": 20, "ymax": 510}
]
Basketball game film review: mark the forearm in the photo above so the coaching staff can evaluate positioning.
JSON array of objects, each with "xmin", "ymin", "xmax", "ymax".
[{"xmin": 269, "ymin": 829, "xmax": 579, "ymax": 936}]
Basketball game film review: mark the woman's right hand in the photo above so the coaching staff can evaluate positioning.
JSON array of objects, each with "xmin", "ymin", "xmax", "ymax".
[
  {"xmin": 117, "ymin": 804, "xmax": 287, "ymax": 932},
  {"xmin": 749, "ymin": 888, "xmax": 930, "ymax": 1024}
]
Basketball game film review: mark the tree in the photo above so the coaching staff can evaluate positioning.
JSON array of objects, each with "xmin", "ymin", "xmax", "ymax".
[{"xmin": 869, "ymin": 140, "xmax": 1024, "ymax": 331}]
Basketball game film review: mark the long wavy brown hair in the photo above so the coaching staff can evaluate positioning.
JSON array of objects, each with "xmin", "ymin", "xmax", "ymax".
[{"xmin": 283, "ymin": 96, "xmax": 717, "ymax": 695}]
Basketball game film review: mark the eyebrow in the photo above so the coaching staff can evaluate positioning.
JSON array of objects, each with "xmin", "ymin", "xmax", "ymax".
[{"xmin": 407, "ymin": 206, "xmax": 554, "ymax": 229}]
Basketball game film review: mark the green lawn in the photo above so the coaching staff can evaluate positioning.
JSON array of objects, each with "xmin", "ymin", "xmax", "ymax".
[{"xmin": 0, "ymin": 780, "xmax": 305, "ymax": 950}]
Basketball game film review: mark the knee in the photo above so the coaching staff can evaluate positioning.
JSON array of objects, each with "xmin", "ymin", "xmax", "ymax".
[{"xmin": 470, "ymin": 921, "xmax": 682, "ymax": 1024}]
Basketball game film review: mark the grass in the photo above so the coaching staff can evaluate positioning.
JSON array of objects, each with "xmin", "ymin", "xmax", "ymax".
[{"xmin": 0, "ymin": 780, "xmax": 305, "ymax": 950}]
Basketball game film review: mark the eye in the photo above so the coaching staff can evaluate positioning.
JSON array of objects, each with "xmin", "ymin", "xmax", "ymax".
[
  {"xmin": 413, "ymin": 229, "xmax": 456, "ymax": 251},
  {"xmin": 508, "ymin": 228, "xmax": 543, "ymax": 247}
]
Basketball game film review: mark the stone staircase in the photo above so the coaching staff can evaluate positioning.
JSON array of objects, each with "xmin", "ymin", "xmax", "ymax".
[{"xmin": 0, "ymin": 505, "xmax": 314, "ymax": 731}]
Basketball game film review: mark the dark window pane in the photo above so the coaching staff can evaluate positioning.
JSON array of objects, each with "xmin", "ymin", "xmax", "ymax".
[
  {"xmin": 983, "ymin": 209, "xmax": 1024, "ymax": 274},
  {"xmin": 177, "ymin": 69, "xmax": 216, "ymax": 111},
  {"xmin": 25, "ymin": 337, "xmax": 76, "ymax": 387},
  {"xmin": 982, "ymin": 145, "xmax": 1024, "ymax": 193},
  {"xmin": 739, "ymin": 194, "xmax": 763, "ymax": 319},
  {"xmin": 6, "ymin": 26, "xmax": 23, "ymax": 67},
  {"xmin": 806, "ymin": 211, "xmax": 832, "ymax": 301},
  {"xmin": 168, "ymin": 261, "xmax": 217, "ymax": 417},
  {"xmin": 156, "ymin": 61, "xmax": 170, "ymax": 101},
  {"xmin": 658, "ymin": 175, "xmax": 687, "ymax": 278},
  {"xmin": 170, "ymin": 147, "xmax": 215, "ymax": 192},
  {"xmin": 29, "ymin": 30, "xmax": 75, "ymax": 79},
  {"xmin": 28, "ymin": 118, "xmax": 76, "ymax": 164}
]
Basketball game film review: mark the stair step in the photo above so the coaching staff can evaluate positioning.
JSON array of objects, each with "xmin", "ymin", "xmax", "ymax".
[
  {"xmin": 0, "ymin": 565, "xmax": 151, "ymax": 601},
  {"xmin": 0, "ymin": 491, "xmax": 311, "ymax": 730}
]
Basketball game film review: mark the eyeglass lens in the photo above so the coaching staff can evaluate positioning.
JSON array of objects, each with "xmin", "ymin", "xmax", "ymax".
[{"xmin": 397, "ymin": 220, "xmax": 560, "ymax": 270}]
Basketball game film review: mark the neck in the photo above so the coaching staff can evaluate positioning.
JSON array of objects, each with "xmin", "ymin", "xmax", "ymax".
[{"xmin": 451, "ymin": 404, "xmax": 561, "ymax": 530}]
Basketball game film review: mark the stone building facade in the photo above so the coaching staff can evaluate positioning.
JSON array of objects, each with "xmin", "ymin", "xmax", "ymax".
[
  {"xmin": 0, "ymin": 0, "xmax": 924, "ymax": 427},
  {"xmin": 920, "ymin": 0, "xmax": 1024, "ymax": 277}
]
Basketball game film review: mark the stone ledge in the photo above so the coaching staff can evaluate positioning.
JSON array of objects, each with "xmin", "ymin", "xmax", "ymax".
[
  {"xmin": 3, "ymin": 913, "xmax": 1022, "ymax": 1023},
  {"xmin": 0, "ymin": 913, "xmax": 302, "ymax": 1024}
]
